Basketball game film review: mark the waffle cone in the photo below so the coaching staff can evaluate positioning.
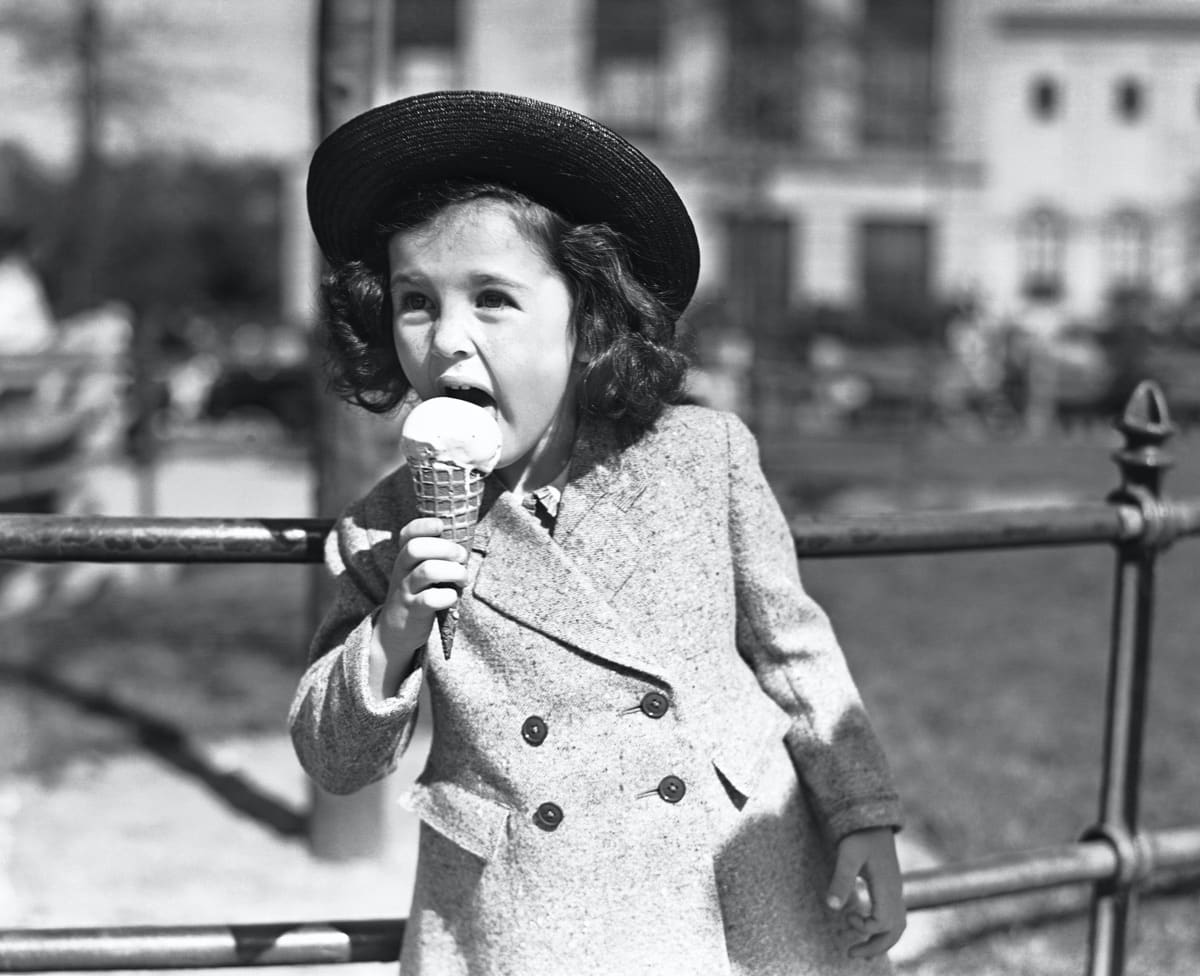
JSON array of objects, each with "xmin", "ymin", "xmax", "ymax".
[
  {"xmin": 407, "ymin": 458, "xmax": 485, "ymax": 661},
  {"xmin": 408, "ymin": 459, "xmax": 486, "ymax": 546}
]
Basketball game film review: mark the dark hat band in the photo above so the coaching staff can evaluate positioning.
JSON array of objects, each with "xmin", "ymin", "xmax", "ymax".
[{"xmin": 306, "ymin": 90, "xmax": 699, "ymax": 316}]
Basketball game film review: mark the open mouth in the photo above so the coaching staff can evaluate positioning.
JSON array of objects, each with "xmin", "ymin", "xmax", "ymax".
[{"xmin": 440, "ymin": 383, "xmax": 496, "ymax": 412}]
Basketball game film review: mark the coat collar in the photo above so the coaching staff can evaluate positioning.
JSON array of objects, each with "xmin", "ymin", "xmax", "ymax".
[{"xmin": 469, "ymin": 416, "xmax": 665, "ymax": 680}]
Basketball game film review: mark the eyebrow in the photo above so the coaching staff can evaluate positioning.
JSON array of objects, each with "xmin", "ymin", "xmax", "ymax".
[
  {"xmin": 471, "ymin": 272, "xmax": 527, "ymax": 292},
  {"xmin": 388, "ymin": 270, "xmax": 426, "ymax": 288},
  {"xmin": 388, "ymin": 270, "xmax": 530, "ymax": 291}
]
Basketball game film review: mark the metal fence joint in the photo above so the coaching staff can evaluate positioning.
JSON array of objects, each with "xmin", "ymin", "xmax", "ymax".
[
  {"xmin": 1108, "ymin": 381, "xmax": 1180, "ymax": 553},
  {"xmin": 1078, "ymin": 822, "xmax": 1153, "ymax": 893}
]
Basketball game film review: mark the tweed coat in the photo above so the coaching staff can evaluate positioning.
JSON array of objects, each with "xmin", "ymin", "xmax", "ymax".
[{"xmin": 290, "ymin": 405, "xmax": 902, "ymax": 976}]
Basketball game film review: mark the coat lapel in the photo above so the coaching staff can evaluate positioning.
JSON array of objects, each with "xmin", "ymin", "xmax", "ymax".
[{"xmin": 470, "ymin": 419, "xmax": 665, "ymax": 681}]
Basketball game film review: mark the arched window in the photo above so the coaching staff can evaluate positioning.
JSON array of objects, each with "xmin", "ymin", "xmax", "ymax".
[
  {"xmin": 1018, "ymin": 207, "xmax": 1067, "ymax": 299},
  {"xmin": 1103, "ymin": 209, "xmax": 1153, "ymax": 296},
  {"xmin": 1029, "ymin": 75, "xmax": 1060, "ymax": 121}
]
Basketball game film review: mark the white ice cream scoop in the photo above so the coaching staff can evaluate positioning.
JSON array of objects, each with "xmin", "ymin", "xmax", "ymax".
[{"xmin": 400, "ymin": 397, "xmax": 502, "ymax": 474}]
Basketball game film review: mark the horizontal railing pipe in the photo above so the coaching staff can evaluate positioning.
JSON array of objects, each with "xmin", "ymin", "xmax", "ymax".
[
  {"xmin": 6, "ymin": 499, "xmax": 1200, "ymax": 564},
  {"xmin": 793, "ymin": 503, "xmax": 1142, "ymax": 557},
  {"xmin": 0, "ymin": 516, "xmax": 329, "ymax": 564},
  {"xmin": 3, "ymin": 826, "xmax": 1198, "ymax": 971},
  {"xmin": 903, "ymin": 825, "xmax": 1200, "ymax": 911},
  {"xmin": 903, "ymin": 840, "xmax": 1119, "ymax": 910},
  {"xmin": 0, "ymin": 920, "xmax": 403, "ymax": 972}
]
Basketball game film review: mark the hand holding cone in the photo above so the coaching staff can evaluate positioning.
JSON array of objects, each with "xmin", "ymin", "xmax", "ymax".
[{"xmin": 401, "ymin": 398, "xmax": 503, "ymax": 658}]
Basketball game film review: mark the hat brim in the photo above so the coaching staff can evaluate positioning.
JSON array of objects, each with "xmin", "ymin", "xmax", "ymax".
[{"xmin": 306, "ymin": 90, "xmax": 699, "ymax": 317}]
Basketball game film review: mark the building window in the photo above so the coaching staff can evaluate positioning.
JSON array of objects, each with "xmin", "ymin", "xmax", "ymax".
[
  {"xmin": 723, "ymin": 213, "xmax": 794, "ymax": 336},
  {"xmin": 1018, "ymin": 208, "xmax": 1067, "ymax": 300},
  {"xmin": 1030, "ymin": 76, "xmax": 1060, "ymax": 121},
  {"xmin": 391, "ymin": 0, "xmax": 459, "ymax": 92},
  {"xmin": 1103, "ymin": 209, "xmax": 1152, "ymax": 296},
  {"xmin": 393, "ymin": 0, "xmax": 456, "ymax": 45},
  {"xmin": 862, "ymin": 0, "xmax": 938, "ymax": 149},
  {"xmin": 592, "ymin": 0, "xmax": 666, "ymax": 137},
  {"xmin": 723, "ymin": 0, "xmax": 805, "ymax": 143},
  {"xmin": 860, "ymin": 220, "xmax": 933, "ymax": 333},
  {"xmin": 1115, "ymin": 77, "xmax": 1145, "ymax": 123}
]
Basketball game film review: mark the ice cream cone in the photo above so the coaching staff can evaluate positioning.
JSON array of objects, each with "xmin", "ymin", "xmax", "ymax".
[
  {"xmin": 400, "ymin": 397, "xmax": 502, "ymax": 661},
  {"xmin": 408, "ymin": 459, "xmax": 486, "ymax": 659}
]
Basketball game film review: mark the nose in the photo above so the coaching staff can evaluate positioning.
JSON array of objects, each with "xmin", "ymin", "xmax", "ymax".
[{"xmin": 430, "ymin": 300, "xmax": 473, "ymax": 360}]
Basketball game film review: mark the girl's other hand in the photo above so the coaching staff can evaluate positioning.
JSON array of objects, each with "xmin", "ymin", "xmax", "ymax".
[
  {"xmin": 825, "ymin": 826, "xmax": 907, "ymax": 959},
  {"xmin": 369, "ymin": 517, "xmax": 468, "ymax": 698}
]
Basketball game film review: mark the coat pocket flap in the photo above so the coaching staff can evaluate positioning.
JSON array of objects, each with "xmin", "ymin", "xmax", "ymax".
[
  {"xmin": 711, "ymin": 703, "xmax": 792, "ymax": 805},
  {"xmin": 399, "ymin": 781, "xmax": 511, "ymax": 862}
]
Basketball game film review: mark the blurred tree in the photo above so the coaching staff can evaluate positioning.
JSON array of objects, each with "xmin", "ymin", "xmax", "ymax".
[
  {"xmin": 100, "ymin": 156, "xmax": 282, "ymax": 333},
  {"xmin": 0, "ymin": 149, "xmax": 283, "ymax": 346},
  {"xmin": 0, "ymin": 0, "xmax": 169, "ymax": 314}
]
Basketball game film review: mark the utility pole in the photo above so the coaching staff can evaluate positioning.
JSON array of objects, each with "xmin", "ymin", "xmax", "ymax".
[
  {"xmin": 67, "ymin": 0, "xmax": 103, "ymax": 313},
  {"xmin": 307, "ymin": 0, "xmax": 398, "ymax": 861}
]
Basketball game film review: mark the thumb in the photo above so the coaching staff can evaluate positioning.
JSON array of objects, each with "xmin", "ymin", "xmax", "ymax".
[{"xmin": 825, "ymin": 844, "xmax": 862, "ymax": 911}]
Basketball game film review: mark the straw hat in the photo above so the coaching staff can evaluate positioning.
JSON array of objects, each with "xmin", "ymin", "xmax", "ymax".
[{"xmin": 306, "ymin": 89, "xmax": 700, "ymax": 316}]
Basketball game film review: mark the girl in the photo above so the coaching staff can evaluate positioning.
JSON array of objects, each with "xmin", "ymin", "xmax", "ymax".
[{"xmin": 291, "ymin": 89, "xmax": 905, "ymax": 975}]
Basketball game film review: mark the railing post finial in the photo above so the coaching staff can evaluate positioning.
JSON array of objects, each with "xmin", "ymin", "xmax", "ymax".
[{"xmin": 1111, "ymin": 380, "xmax": 1174, "ymax": 502}]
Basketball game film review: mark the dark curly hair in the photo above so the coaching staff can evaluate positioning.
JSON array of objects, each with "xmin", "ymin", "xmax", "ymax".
[{"xmin": 318, "ymin": 181, "xmax": 690, "ymax": 444}]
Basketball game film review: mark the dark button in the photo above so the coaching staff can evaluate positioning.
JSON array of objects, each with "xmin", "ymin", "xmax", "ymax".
[
  {"xmin": 521, "ymin": 715, "xmax": 548, "ymax": 746},
  {"xmin": 657, "ymin": 775, "xmax": 686, "ymax": 803},
  {"xmin": 640, "ymin": 692, "xmax": 670, "ymax": 719},
  {"xmin": 533, "ymin": 802, "xmax": 564, "ymax": 831}
]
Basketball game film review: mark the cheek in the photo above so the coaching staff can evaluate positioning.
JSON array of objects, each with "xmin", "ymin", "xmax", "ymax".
[
  {"xmin": 391, "ymin": 322, "xmax": 421, "ymax": 363},
  {"xmin": 391, "ymin": 329, "xmax": 429, "ymax": 390}
]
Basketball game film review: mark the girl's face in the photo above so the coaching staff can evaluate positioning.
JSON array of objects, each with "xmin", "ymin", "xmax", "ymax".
[{"xmin": 387, "ymin": 199, "xmax": 581, "ymax": 492}]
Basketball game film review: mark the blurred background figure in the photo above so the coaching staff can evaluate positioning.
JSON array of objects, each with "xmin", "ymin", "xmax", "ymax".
[
  {"xmin": 936, "ymin": 290, "xmax": 1005, "ymax": 435},
  {"xmin": 1012, "ymin": 289, "xmax": 1067, "ymax": 439},
  {"xmin": 0, "ymin": 220, "xmax": 56, "ymax": 355}
]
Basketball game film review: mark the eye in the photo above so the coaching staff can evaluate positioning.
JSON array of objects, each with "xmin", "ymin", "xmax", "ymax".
[
  {"xmin": 397, "ymin": 292, "xmax": 433, "ymax": 313},
  {"xmin": 477, "ymin": 289, "xmax": 513, "ymax": 310}
]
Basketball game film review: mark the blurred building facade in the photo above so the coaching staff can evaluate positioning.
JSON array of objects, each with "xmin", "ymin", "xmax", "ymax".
[{"xmin": 375, "ymin": 0, "xmax": 1200, "ymax": 332}]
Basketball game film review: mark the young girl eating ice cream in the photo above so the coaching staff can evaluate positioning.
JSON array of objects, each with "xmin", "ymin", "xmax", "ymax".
[{"xmin": 290, "ymin": 89, "xmax": 906, "ymax": 975}]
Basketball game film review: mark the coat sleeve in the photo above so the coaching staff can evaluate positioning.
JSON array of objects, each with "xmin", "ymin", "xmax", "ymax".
[
  {"xmin": 287, "ymin": 497, "xmax": 425, "ymax": 796},
  {"xmin": 724, "ymin": 413, "xmax": 903, "ymax": 841}
]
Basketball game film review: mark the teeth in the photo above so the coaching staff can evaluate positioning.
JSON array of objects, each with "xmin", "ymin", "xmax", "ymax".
[{"xmin": 444, "ymin": 383, "xmax": 487, "ymax": 397}]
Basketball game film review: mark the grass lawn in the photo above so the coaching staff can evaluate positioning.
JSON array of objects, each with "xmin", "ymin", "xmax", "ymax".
[{"xmin": 5, "ymin": 423, "xmax": 1199, "ymax": 974}]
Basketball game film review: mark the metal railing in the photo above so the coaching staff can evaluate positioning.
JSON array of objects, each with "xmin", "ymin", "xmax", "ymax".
[{"xmin": 2, "ymin": 380, "xmax": 1199, "ymax": 974}]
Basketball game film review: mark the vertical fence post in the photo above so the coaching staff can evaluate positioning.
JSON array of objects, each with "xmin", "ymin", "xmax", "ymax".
[{"xmin": 1084, "ymin": 381, "xmax": 1174, "ymax": 976}]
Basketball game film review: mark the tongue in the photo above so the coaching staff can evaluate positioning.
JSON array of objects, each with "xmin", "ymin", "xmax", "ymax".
[{"xmin": 449, "ymin": 388, "xmax": 494, "ymax": 410}]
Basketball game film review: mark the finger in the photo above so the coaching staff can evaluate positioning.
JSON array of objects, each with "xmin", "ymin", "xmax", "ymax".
[
  {"xmin": 406, "ymin": 559, "xmax": 469, "ymax": 596},
  {"xmin": 396, "ymin": 537, "xmax": 468, "ymax": 575},
  {"xmin": 847, "ymin": 927, "xmax": 903, "ymax": 959},
  {"xmin": 853, "ymin": 914, "xmax": 889, "ymax": 936},
  {"xmin": 411, "ymin": 584, "xmax": 461, "ymax": 613},
  {"xmin": 849, "ymin": 921, "xmax": 902, "ymax": 960},
  {"xmin": 844, "ymin": 877, "xmax": 872, "ymax": 917},
  {"xmin": 825, "ymin": 848, "xmax": 863, "ymax": 911},
  {"xmin": 398, "ymin": 517, "xmax": 449, "ymax": 543}
]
